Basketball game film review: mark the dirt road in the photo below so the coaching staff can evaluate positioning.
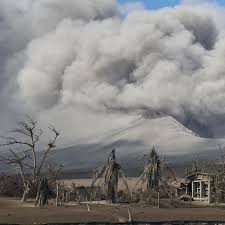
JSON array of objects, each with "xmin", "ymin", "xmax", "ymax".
[{"xmin": 1, "ymin": 197, "xmax": 225, "ymax": 224}]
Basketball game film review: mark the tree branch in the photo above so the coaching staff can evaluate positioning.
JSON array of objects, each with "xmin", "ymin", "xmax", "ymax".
[
  {"xmin": 0, "ymin": 136, "xmax": 33, "ymax": 148},
  {"xmin": 36, "ymin": 126, "xmax": 59, "ymax": 176}
]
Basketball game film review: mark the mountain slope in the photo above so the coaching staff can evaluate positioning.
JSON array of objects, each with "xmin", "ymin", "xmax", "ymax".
[{"xmin": 50, "ymin": 116, "xmax": 225, "ymax": 170}]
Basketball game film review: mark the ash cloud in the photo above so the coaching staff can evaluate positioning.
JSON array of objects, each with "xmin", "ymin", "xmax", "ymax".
[{"xmin": 0, "ymin": 0, "xmax": 225, "ymax": 145}]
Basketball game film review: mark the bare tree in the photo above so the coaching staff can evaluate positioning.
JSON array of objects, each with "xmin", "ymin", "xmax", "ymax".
[
  {"xmin": 35, "ymin": 177, "xmax": 49, "ymax": 207},
  {"xmin": 211, "ymin": 145, "xmax": 225, "ymax": 205},
  {"xmin": 47, "ymin": 161, "xmax": 63, "ymax": 182},
  {"xmin": 0, "ymin": 115, "xmax": 60, "ymax": 202}
]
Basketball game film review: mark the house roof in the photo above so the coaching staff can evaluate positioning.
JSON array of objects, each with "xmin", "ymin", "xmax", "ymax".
[
  {"xmin": 167, "ymin": 177, "xmax": 190, "ymax": 188},
  {"xmin": 186, "ymin": 172, "xmax": 214, "ymax": 179}
]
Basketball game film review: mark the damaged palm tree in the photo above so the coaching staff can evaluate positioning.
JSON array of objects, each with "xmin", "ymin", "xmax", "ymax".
[
  {"xmin": 134, "ymin": 146, "xmax": 161, "ymax": 207},
  {"xmin": 91, "ymin": 149, "xmax": 129, "ymax": 203},
  {"xmin": 135, "ymin": 146, "xmax": 177, "ymax": 207},
  {"xmin": 136, "ymin": 146, "xmax": 161, "ymax": 192}
]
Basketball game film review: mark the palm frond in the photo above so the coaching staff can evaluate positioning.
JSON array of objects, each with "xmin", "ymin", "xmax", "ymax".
[
  {"xmin": 91, "ymin": 149, "xmax": 129, "ymax": 203},
  {"xmin": 136, "ymin": 146, "xmax": 161, "ymax": 192}
]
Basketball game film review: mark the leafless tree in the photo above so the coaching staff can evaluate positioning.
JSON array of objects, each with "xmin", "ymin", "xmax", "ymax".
[
  {"xmin": 35, "ymin": 176, "xmax": 49, "ymax": 207},
  {"xmin": 0, "ymin": 115, "xmax": 60, "ymax": 202},
  {"xmin": 47, "ymin": 161, "xmax": 63, "ymax": 182},
  {"xmin": 213, "ymin": 145, "xmax": 225, "ymax": 205}
]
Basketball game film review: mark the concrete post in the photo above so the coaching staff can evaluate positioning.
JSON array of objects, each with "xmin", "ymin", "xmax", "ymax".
[
  {"xmin": 208, "ymin": 181, "xmax": 211, "ymax": 204},
  {"xmin": 56, "ymin": 184, "xmax": 59, "ymax": 206},
  {"xmin": 200, "ymin": 181, "xmax": 202, "ymax": 201}
]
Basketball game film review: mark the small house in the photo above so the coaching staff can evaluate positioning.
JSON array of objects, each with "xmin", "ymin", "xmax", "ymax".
[{"xmin": 186, "ymin": 172, "xmax": 214, "ymax": 204}]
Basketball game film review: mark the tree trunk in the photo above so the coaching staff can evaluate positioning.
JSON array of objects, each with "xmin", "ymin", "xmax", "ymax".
[
  {"xmin": 21, "ymin": 183, "xmax": 30, "ymax": 202},
  {"xmin": 157, "ymin": 191, "xmax": 160, "ymax": 208},
  {"xmin": 111, "ymin": 188, "xmax": 116, "ymax": 203},
  {"xmin": 56, "ymin": 184, "xmax": 59, "ymax": 206},
  {"xmin": 189, "ymin": 193, "xmax": 192, "ymax": 208},
  {"xmin": 21, "ymin": 190, "xmax": 27, "ymax": 202}
]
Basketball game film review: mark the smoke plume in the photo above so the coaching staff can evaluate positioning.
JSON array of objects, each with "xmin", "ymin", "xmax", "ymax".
[{"xmin": 1, "ymin": 0, "xmax": 225, "ymax": 146}]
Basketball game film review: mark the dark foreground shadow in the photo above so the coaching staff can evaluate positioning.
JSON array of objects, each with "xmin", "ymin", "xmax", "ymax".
[{"xmin": 2, "ymin": 222, "xmax": 225, "ymax": 225}]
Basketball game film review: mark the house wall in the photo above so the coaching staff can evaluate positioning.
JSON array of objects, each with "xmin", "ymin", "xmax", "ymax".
[{"xmin": 187, "ymin": 173, "xmax": 213, "ymax": 204}]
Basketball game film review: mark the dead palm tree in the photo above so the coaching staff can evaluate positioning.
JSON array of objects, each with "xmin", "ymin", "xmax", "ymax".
[
  {"xmin": 133, "ymin": 146, "xmax": 161, "ymax": 207},
  {"xmin": 135, "ymin": 146, "xmax": 177, "ymax": 207},
  {"xmin": 91, "ymin": 149, "xmax": 129, "ymax": 203},
  {"xmin": 135, "ymin": 146, "xmax": 161, "ymax": 192}
]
